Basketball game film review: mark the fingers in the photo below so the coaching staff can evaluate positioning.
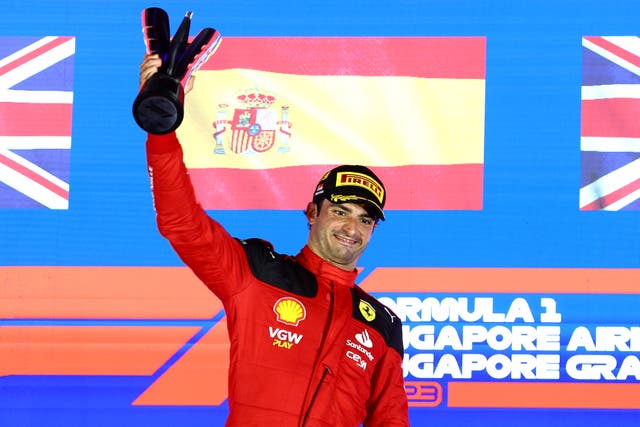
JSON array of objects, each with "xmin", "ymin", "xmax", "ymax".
[
  {"xmin": 185, "ymin": 75, "xmax": 195, "ymax": 94},
  {"xmin": 139, "ymin": 53, "xmax": 162, "ymax": 90},
  {"xmin": 138, "ymin": 53, "xmax": 197, "ymax": 95}
]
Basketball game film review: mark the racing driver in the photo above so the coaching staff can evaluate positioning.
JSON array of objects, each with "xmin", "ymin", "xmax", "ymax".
[{"xmin": 140, "ymin": 53, "xmax": 410, "ymax": 427}]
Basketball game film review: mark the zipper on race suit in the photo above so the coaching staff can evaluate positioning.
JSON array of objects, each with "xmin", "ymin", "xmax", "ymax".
[{"xmin": 301, "ymin": 365, "xmax": 332, "ymax": 427}]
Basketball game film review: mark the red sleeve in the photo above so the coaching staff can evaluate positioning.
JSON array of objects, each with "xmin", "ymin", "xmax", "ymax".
[
  {"xmin": 363, "ymin": 347, "xmax": 410, "ymax": 427},
  {"xmin": 145, "ymin": 132, "xmax": 250, "ymax": 301}
]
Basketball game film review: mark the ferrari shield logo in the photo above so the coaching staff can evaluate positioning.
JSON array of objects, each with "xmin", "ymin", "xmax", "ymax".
[{"xmin": 359, "ymin": 300, "xmax": 376, "ymax": 322}]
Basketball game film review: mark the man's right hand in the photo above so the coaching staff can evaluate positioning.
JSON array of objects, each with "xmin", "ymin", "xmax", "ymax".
[
  {"xmin": 138, "ymin": 53, "xmax": 195, "ymax": 93},
  {"xmin": 139, "ymin": 53, "xmax": 162, "ymax": 91}
]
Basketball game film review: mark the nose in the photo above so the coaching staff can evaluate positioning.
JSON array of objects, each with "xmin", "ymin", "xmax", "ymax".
[{"xmin": 340, "ymin": 216, "xmax": 359, "ymax": 235}]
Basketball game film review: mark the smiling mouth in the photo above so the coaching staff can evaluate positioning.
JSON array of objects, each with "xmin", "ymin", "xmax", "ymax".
[{"xmin": 334, "ymin": 233, "xmax": 359, "ymax": 247}]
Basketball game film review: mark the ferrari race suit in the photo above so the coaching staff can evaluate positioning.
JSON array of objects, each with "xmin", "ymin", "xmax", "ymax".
[{"xmin": 146, "ymin": 132, "xmax": 410, "ymax": 427}]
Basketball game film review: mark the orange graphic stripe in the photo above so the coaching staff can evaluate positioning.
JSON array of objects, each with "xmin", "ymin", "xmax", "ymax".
[
  {"xmin": 360, "ymin": 268, "xmax": 640, "ymax": 293},
  {"xmin": 134, "ymin": 318, "xmax": 230, "ymax": 406},
  {"xmin": 448, "ymin": 382, "xmax": 640, "ymax": 409},
  {"xmin": 0, "ymin": 326, "xmax": 198, "ymax": 377},
  {"xmin": 1, "ymin": 266, "xmax": 221, "ymax": 319}
]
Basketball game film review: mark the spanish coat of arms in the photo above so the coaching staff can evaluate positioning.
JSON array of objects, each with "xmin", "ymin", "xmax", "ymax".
[{"xmin": 212, "ymin": 88, "xmax": 293, "ymax": 155}]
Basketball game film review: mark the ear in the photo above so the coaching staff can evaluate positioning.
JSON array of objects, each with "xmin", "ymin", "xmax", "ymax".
[{"xmin": 305, "ymin": 201, "xmax": 318, "ymax": 224}]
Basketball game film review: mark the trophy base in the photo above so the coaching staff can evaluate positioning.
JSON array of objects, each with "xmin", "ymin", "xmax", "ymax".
[{"xmin": 133, "ymin": 74, "xmax": 184, "ymax": 135}]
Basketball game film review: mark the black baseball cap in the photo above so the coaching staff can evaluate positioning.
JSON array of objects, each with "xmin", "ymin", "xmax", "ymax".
[{"xmin": 312, "ymin": 165, "xmax": 386, "ymax": 221}]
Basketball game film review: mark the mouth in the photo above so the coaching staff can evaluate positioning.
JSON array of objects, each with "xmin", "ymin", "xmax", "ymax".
[{"xmin": 334, "ymin": 233, "xmax": 359, "ymax": 247}]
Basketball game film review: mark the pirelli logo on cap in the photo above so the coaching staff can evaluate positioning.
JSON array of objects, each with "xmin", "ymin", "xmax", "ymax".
[{"xmin": 336, "ymin": 172, "xmax": 384, "ymax": 204}]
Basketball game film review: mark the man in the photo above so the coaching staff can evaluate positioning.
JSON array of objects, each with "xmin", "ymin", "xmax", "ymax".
[{"xmin": 140, "ymin": 53, "xmax": 409, "ymax": 427}]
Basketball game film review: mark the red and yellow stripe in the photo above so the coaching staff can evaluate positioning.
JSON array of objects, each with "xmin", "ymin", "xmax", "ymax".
[{"xmin": 178, "ymin": 37, "xmax": 486, "ymax": 210}]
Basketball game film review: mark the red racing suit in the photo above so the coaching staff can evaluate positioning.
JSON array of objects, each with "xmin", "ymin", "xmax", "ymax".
[{"xmin": 146, "ymin": 132, "xmax": 409, "ymax": 427}]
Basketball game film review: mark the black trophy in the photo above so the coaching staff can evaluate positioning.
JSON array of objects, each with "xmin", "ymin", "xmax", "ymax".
[{"xmin": 133, "ymin": 8, "xmax": 221, "ymax": 134}]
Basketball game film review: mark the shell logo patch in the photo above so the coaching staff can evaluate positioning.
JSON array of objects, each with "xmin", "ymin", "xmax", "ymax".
[
  {"xmin": 359, "ymin": 300, "xmax": 376, "ymax": 322},
  {"xmin": 273, "ymin": 297, "xmax": 306, "ymax": 326}
]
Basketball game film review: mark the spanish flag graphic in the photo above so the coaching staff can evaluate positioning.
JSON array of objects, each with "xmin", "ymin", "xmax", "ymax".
[{"xmin": 177, "ymin": 37, "xmax": 485, "ymax": 210}]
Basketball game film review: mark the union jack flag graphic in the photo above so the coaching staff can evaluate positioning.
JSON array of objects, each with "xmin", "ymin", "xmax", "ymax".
[
  {"xmin": 0, "ymin": 36, "xmax": 75, "ymax": 209},
  {"xmin": 580, "ymin": 36, "xmax": 640, "ymax": 211}
]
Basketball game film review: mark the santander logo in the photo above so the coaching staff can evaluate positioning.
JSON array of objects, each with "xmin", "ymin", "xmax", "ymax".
[{"xmin": 355, "ymin": 329, "xmax": 373, "ymax": 348}]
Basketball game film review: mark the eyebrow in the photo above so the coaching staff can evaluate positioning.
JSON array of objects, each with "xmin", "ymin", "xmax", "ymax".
[{"xmin": 330, "ymin": 203, "xmax": 374, "ymax": 219}]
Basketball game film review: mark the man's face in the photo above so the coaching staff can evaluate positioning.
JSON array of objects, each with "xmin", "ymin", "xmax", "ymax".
[{"xmin": 306, "ymin": 200, "xmax": 376, "ymax": 271}]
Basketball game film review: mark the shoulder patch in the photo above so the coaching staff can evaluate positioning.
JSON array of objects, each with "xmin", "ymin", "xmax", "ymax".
[
  {"xmin": 351, "ymin": 286, "xmax": 404, "ymax": 357},
  {"xmin": 237, "ymin": 238, "xmax": 318, "ymax": 297}
]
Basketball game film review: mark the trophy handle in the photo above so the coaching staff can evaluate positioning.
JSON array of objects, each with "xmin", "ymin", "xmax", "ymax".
[
  {"xmin": 164, "ymin": 12, "xmax": 191, "ymax": 76},
  {"xmin": 141, "ymin": 8, "xmax": 170, "ymax": 59},
  {"xmin": 174, "ymin": 27, "xmax": 220, "ymax": 80}
]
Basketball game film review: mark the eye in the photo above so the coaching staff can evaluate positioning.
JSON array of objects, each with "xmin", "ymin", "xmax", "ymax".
[
  {"xmin": 332, "ymin": 207, "xmax": 347, "ymax": 216},
  {"xmin": 360, "ymin": 217, "xmax": 373, "ymax": 226}
]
